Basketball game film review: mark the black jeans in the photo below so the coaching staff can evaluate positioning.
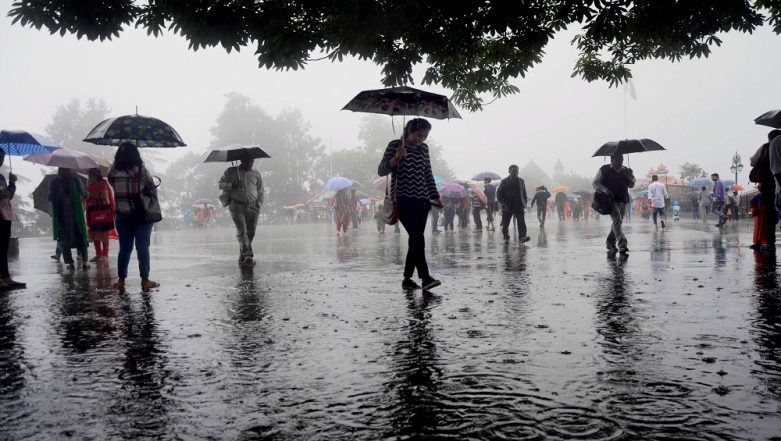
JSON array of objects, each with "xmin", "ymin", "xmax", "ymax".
[
  {"xmin": 501, "ymin": 208, "xmax": 527, "ymax": 239},
  {"xmin": 398, "ymin": 196, "xmax": 432, "ymax": 280},
  {"xmin": 0, "ymin": 220, "xmax": 10, "ymax": 278},
  {"xmin": 472, "ymin": 207, "xmax": 483, "ymax": 229},
  {"xmin": 536, "ymin": 205, "xmax": 547, "ymax": 224}
]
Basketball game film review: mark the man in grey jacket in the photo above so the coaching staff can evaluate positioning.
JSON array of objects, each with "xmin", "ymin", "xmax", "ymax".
[
  {"xmin": 219, "ymin": 158, "xmax": 264, "ymax": 265},
  {"xmin": 497, "ymin": 164, "xmax": 530, "ymax": 242}
]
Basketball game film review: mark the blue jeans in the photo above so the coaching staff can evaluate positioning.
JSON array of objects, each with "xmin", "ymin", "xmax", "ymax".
[
  {"xmin": 652, "ymin": 207, "xmax": 666, "ymax": 225},
  {"xmin": 712, "ymin": 201, "xmax": 727, "ymax": 225},
  {"xmin": 116, "ymin": 214, "xmax": 154, "ymax": 279}
]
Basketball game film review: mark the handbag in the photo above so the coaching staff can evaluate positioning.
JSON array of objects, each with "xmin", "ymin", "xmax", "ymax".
[
  {"xmin": 137, "ymin": 176, "xmax": 163, "ymax": 224},
  {"xmin": 88, "ymin": 203, "xmax": 114, "ymax": 231},
  {"xmin": 591, "ymin": 191, "xmax": 611, "ymax": 215},
  {"xmin": 0, "ymin": 198, "xmax": 16, "ymax": 222},
  {"xmin": 382, "ymin": 175, "xmax": 399, "ymax": 225},
  {"xmin": 218, "ymin": 190, "xmax": 231, "ymax": 207}
]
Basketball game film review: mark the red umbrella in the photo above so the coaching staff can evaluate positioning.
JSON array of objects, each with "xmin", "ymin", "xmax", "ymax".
[{"xmin": 730, "ymin": 185, "xmax": 745, "ymax": 192}]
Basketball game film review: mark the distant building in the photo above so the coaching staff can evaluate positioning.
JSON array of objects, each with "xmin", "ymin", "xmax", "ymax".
[{"xmin": 553, "ymin": 159, "xmax": 564, "ymax": 178}]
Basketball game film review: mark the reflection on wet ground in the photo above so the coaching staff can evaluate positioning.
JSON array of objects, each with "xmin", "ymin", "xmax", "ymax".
[{"xmin": 1, "ymin": 218, "xmax": 779, "ymax": 439}]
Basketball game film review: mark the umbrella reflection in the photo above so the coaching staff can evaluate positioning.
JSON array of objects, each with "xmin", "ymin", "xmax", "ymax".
[
  {"xmin": 537, "ymin": 226, "xmax": 548, "ymax": 247},
  {"xmin": 0, "ymin": 293, "xmax": 25, "ymax": 397}
]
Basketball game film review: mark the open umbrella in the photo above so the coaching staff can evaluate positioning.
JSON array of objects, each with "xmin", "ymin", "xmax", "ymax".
[
  {"xmin": 755, "ymin": 110, "xmax": 781, "ymax": 128},
  {"xmin": 553, "ymin": 185, "xmax": 570, "ymax": 193},
  {"xmin": 440, "ymin": 183, "xmax": 468, "ymax": 199},
  {"xmin": 466, "ymin": 182, "xmax": 487, "ymax": 205},
  {"xmin": 32, "ymin": 173, "xmax": 87, "ymax": 216},
  {"xmin": 342, "ymin": 86, "xmax": 462, "ymax": 120},
  {"xmin": 325, "ymin": 176, "xmax": 353, "ymax": 191},
  {"xmin": 472, "ymin": 171, "xmax": 501, "ymax": 181},
  {"xmin": 201, "ymin": 145, "xmax": 271, "ymax": 162},
  {"xmin": 730, "ymin": 184, "xmax": 745, "ymax": 192},
  {"xmin": 24, "ymin": 148, "xmax": 100, "ymax": 170},
  {"xmin": 192, "ymin": 198, "xmax": 214, "ymax": 205},
  {"xmin": 372, "ymin": 176, "xmax": 389, "ymax": 192},
  {"xmin": 433, "ymin": 176, "xmax": 444, "ymax": 188},
  {"xmin": 0, "ymin": 130, "xmax": 60, "ymax": 170},
  {"xmin": 83, "ymin": 114, "xmax": 186, "ymax": 147},
  {"xmin": 592, "ymin": 139, "xmax": 666, "ymax": 157}
]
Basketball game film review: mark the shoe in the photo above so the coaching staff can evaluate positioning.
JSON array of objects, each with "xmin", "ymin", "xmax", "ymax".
[
  {"xmin": 82, "ymin": 263, "xmax": 90, "ymax": 270},
  {"xmin": 67, "ymin": 263, "xmax": 75, "ymax": 271},
  {"xmin": 50, "ymin": 255, "xmax": 60, "ymax": 261},
  {"xmin": 521, "ymin": 236, "xmax": 531, "ymax": 243},
  {"xmin": 141, "ymin": 279, "xmax": 159, "ymax": 292},
  {"xmin": 749, "ymin": 243, "xmax": 762, "ymax": 250},
  {"xmin": 503, "ymin": 235, "xmax": 510, "ymax": 241},
  {"xmin": 660, "ymin": 220, "xmax": 666, "ymax": 229},
  {"xmin": 89, "ymin": 256, "xmax": 99, "ymax": 262},
  {"xmin": 715, "ymin": 223, "xmax": 723, "ymax": 228},
  {"xmin": 421, "ymin": 277, "xmax": 441, "ymax": 291},
  {"xmin": 402, "ymin": 278, "xmax": 420, "ymax": 290},
  {"xmin": 7, "ymin": 279, "xmax": 26, "ymax": 289},
  {"xmin": 113, "ymin": 279, "xmax": 125, "ymax": 292}
]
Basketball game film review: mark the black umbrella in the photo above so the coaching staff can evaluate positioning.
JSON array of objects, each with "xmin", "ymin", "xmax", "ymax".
[
  {"xmin": 201, "ymin": 145, "xmax": 271, "ymax": 163},
  {"xmin": 592, "ymin": 139, "xmax": 666, "ymax": 157},
  {"xmin": 83, "ymin": 114, "xmax": 186, "ymax": 147},
  {"xmin": 33, "ymin": 174, "xmax": 87, "ymax": 216},
  {"xmin": 341, "ymin": 86, "xmax": 462, "ymax": 120},
  {"xmin": 755, "ymin": 110, "xmax": 781, "ymax": 129}
]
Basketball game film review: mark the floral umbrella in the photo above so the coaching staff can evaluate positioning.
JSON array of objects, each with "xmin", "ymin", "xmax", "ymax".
[
  {"xmin": 440, "ymin": 182, "xmax": 468, "ymax": 199},
  {"xmin": 342, "ymin": 86, "xmax": 462, "ymax": 120},
  {"xmin": 83, "ymin": 114, "xmax": 186, "ymax": 147}
]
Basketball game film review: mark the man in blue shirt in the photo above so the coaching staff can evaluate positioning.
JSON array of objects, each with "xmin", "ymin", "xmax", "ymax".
[{"xmin": 710, "ymin": 173, "xmax": 727, "ymax": 228}]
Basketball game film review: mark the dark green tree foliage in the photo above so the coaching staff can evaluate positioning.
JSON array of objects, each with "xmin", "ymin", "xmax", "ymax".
[
  {"xmin": 45, "ymin": 98, "xmax": 112, "ymax": 158},
  {"xmin": 678, "ymin": 161, "xmax": 706, "ymax": 180},
  {"xmin": 11, "ymin": 1, "xmax": 779, "ymax": 111}
]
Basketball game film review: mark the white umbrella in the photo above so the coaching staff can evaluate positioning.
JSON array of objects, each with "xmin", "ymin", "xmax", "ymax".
[{"xmin": 24, "ymin": 148, "xmax": 100, "ymax": 170}]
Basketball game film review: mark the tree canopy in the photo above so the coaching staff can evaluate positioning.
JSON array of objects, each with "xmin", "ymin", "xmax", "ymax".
[{"xmin": 10, "ymin": 1, "xmax": 780, "ymax": 111}]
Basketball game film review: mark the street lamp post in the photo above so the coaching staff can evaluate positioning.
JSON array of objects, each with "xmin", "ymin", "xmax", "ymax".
[{"xmin": 730, "ymin": 151, "xmax": 743, "ymax": 186}]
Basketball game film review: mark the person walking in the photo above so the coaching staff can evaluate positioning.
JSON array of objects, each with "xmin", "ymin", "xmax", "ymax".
[
  {"xmin": 470, "ymin": 190, "xmax": 484, "ymax": 232},
  {"xmin": 698, "ymin": 186, "xmax": 709, "ymax": 221},
  {"xmin": 729, "ymin": 190, "xmax": 740, "ymax": 221},
  {"xmin": 86, "ymin": 168, "xmax": 116, "ymax": 262},
  {"xmin": 554, "ymin": 191, "xmax": 567, "ymax": 221},
  {"xmin": 530, "ymin": 186, "xmax": 551, "ymax": 226},
  {"xmin": 108, "ymin": 142, "xmax": 159, "ymax": 292},
  {"xmin": 443, "ymin": 198, "xmax": 456, "ymax": 232},
  {"xmin": 0, "ymin": 150, "xmax": 25, "ymax": 290},
  {"xmin": 497, "ymin": 164, "xmax": 530, "ymax": 242},
  {"xmin": 688, "ymin": 189, "xmax": 701, "ymax": 219},
  {"xmin": 751, "ymin": 130, "xmax": 781, "ymax": 250},
  {"xmin": 334, "ymin": 188, "xmax": 351, "ymax": 234},
  {"xmin": 430, "ymin": 205, "xmax": 441, "ymax": 234},
  {"xmin": 648, "ymin": 174, "xmax": 669, "ymax": 229},
  {"xmin": 484, "ymin": 178, "xmax": 497, "ymax": 231},
  {"xmin": 349, "ymin": 189, "xmax": 360, "ymax": 229},
  {"xmin": 219, "ymin": 157, "xmax": 264, "ymax": 265},
  {"xmin": 711, "ymin": 173, "xmax": 728, "ymax": 228},
  {"xmin": 49, "ymin": 167, "xmax": 90, "ymax": 271},
  {"xmin": 378, "ymin": 118, "xmax": 442, "ymax": 291},
  {"xmin": 593, "ymin": 153, "xmax": 635, "ymax": 255}
]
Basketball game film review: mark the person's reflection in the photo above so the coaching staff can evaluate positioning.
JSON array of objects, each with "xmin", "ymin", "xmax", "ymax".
[
  {"xmin": 649, "ymin": 230, "xmax": 671, "ymax": 275},
  {"xmin": 110, "ymin": 292, "xmax": 171, "ymax": 436},
  {"xmin": 386, "ymin": 292, "xmax": 442, "ymax": 438},
  {"xmin": 503, "ymin": 242, "xmax": 529, "ymax": 273},
  {"xmin": 58, "ymin": 271, "xmax": 111, "ymax": 353},
  {"xmin": 537, "ymin": 226, "xmax": 548, "ymax": 248},
  {"xmin": 752, "ymin": 252, "xmax": 781, "ymax": 399},
  {"xmin": 712, "ymin": 235, "xmax": 727, "ymax": 268},
  {"xmin": 594, "ymin": 255, "xmax": 642, "ymax": 362},
  {"xmin": 0, "ymin": 292, "xmax": 25, "ymax": 401},
  {"xmin": 336, "ymin": 235, "xmax": 359, "ymax": 262},
  {"xmin": 232, "ymin": 266, "xmax": 265, "ymax": 323}
]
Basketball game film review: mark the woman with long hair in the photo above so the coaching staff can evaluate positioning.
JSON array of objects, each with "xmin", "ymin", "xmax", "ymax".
[
  {"xmin": 378, "ymin": 118, "xmax": 443, "ymax": 291},
  {"xmin": 86, "ymin": 167, "xmax": 117, "ymax": 262},
  {"xmin": 0, "ymin": 150, "xmax": 25, "ymax": 289},
  {"xmin": 49, "ymin": 167, "xmax": 90, "ymax": 270},
  {"xmin": 107, "ymin": 142, "xmax": 159, "ymax": 292},
  {"xmin": 334, "ymin": 188, "xmax": 351, "ymax": 235}
]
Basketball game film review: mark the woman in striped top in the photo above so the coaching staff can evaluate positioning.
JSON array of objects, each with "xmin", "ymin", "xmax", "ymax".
[{"xmin": 378, "ymin": 118, "xmax": 443, "ymax": 291}]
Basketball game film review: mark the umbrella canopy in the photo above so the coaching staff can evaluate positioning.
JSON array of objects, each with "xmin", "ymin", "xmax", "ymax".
[
  {"xmin": 192, "ymin": 198, "xmax": 214, "ymax": 205},
  {"xmin": 730, "ymin": 184, "xmax": 745, "ymax": 192},
  {"xmin": 471, "ymin": 171, "xmax": 501, "ymax": 181},
  {"xmin": 553, "ymin": 185, "xmax": 570, "ymax": 193},
  {"xmin": 440, "ymin": 183, "xmax": 468, "ymax": 199},
  {"xmin": 341, "ymin": 86, "xmax": 462, "ymax": 120},
  {"xmin": 0, "ymin": 130, "xmax": 59, "ymax": 156},
  {"xmin": 201, "ymin": 145, "xmax": 271, "ymax": 162},
  {"xmin": 755, "ymin": 110, "xmax": 781, "ymax": 128},
  {"xmin": 24, "ymin": 148, "xmax": 99, "ymax": 170},
  {"xmin": 592, "ymin": 139, "xmax": 666, "ymax": 157},
  {"xmin": 634, "ymin": 190, "xmax": 649, "ymax": 200},
  {"xmin": 372, "ymin": 176, "xmax": 390, "ymax": 192},
  {"xmin": 191, "ymin": 203, "xmax": 215, "ymax": 209},
  {"xmin": 466, "ymin": 182, "xmax": 487, "ymax": 205},
  {"xmin": 83, "ymin": 114, "xmax": 186, "ymax": 147},
  {"xmin": 325, "ymin": 176, "xmax": 353, "ymax": 191},
  {"xmin": 433, "ymin": 176, "xmax": 444, "ymax": 188},
  {"xmin": 689, "ymin": 178, "xmax": 711, "ymax": 188},
  {"xmin": 573, "ymin": 189, "xmax": 592, "ymax": 196},
  {"xmin": 33, "ymin": 173, "xmax": 87, "ymax": 216}
]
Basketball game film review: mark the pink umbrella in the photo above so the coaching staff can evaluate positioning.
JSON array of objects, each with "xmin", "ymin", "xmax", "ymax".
[
  {"xmin": 467, "ymin": 182, "xmax": 487, "ymax": 206},
  {"xmin": 24, "ymin": 148, "xmax": 100, "ymax": 170}
]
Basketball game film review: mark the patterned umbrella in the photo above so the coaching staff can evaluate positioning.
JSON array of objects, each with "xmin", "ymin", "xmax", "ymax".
[
  {"xmin": 341, "ymin": 86, "xmax": 462, "ymax": 120},
  {"xmin": 471, "ymin": 171, "xmax": 501, "ymax": 181},
  {"xmin": 325, "ymin": 176, "xmax": 353, "ymax": 191},
  {"xmin": 83, "ymin": 114, "xmax": 186, "ymax": 147},
  {"xmin": 440, "ymin": 183, "xmax": 468, "ymax": 199},
  {"xmin": 0, "ymin": 130, "xmax": 60, "ymax": 170}
]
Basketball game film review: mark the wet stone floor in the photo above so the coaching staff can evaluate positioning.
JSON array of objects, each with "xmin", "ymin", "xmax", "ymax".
[{"xmin": 1, "ymin": 216, "xmax": 780, "ymax": 440}]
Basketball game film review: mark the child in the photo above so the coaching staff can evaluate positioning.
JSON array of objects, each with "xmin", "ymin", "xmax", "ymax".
[
  {"xmin": 750, "ymin": 190, "xmax": 766, "ymax": 249},
  {"xmin": 672, "ymin": 200, "xmax": 681, "ymax": 221}
]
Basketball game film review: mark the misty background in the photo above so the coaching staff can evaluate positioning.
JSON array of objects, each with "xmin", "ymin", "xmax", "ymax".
[{"xmin": 1, "ymin": 0, "xmax": 781, "ymax": 220}]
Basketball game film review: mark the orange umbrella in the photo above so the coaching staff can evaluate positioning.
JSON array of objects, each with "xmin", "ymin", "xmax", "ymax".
[
  {"xmin": 730, "ymin": 185, "xmax": 745, "ymax": 192},
  {"xmin": 553, "ymin": 185, "xmax": 569, "ymax": 193}
]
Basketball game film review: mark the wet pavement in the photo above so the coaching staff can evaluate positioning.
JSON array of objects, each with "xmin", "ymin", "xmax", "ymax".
[{"xmin": 1, "ymin": 216, "xmax": 780, "ymax": 440}]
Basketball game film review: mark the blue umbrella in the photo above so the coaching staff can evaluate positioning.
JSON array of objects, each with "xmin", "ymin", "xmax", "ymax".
[
  {"xmin": 434, "ymin": 176, "xmax": 444, "ymax": 188},
  {"xmin": 472, "ymin": 171, "xmax": 501, "ymax": 181},
  {"xmin": 0, "ymin": 130, "xmax": 60, "ymax": 170},
  {"xmin": 325, "ymin": 176, "xmax": 353, "ymax": 191},
  {"xmin": 689, "ymin": 178, "xmax": 711, "ymax": 188},
  {"xmin": 721, "ymin": 179, "xmax": 734, "ymax": 188}
]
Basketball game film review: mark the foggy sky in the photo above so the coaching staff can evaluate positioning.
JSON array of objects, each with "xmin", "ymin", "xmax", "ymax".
[{"xmin": 2, "ymin": 1, "xmax": 781, "ymax": 184}]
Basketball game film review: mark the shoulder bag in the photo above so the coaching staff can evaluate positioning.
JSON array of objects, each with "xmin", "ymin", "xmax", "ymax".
[
  {"xmin": 591, "ymin": 191, "xmax": 612, "ymax": 215},
  {"xmin": 382, "ymin": 175, "xmax": 399, "ymax": 225},
  {"xmin": 137, "ymin": 175, "xmax": 163, "ymax": 224}
]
